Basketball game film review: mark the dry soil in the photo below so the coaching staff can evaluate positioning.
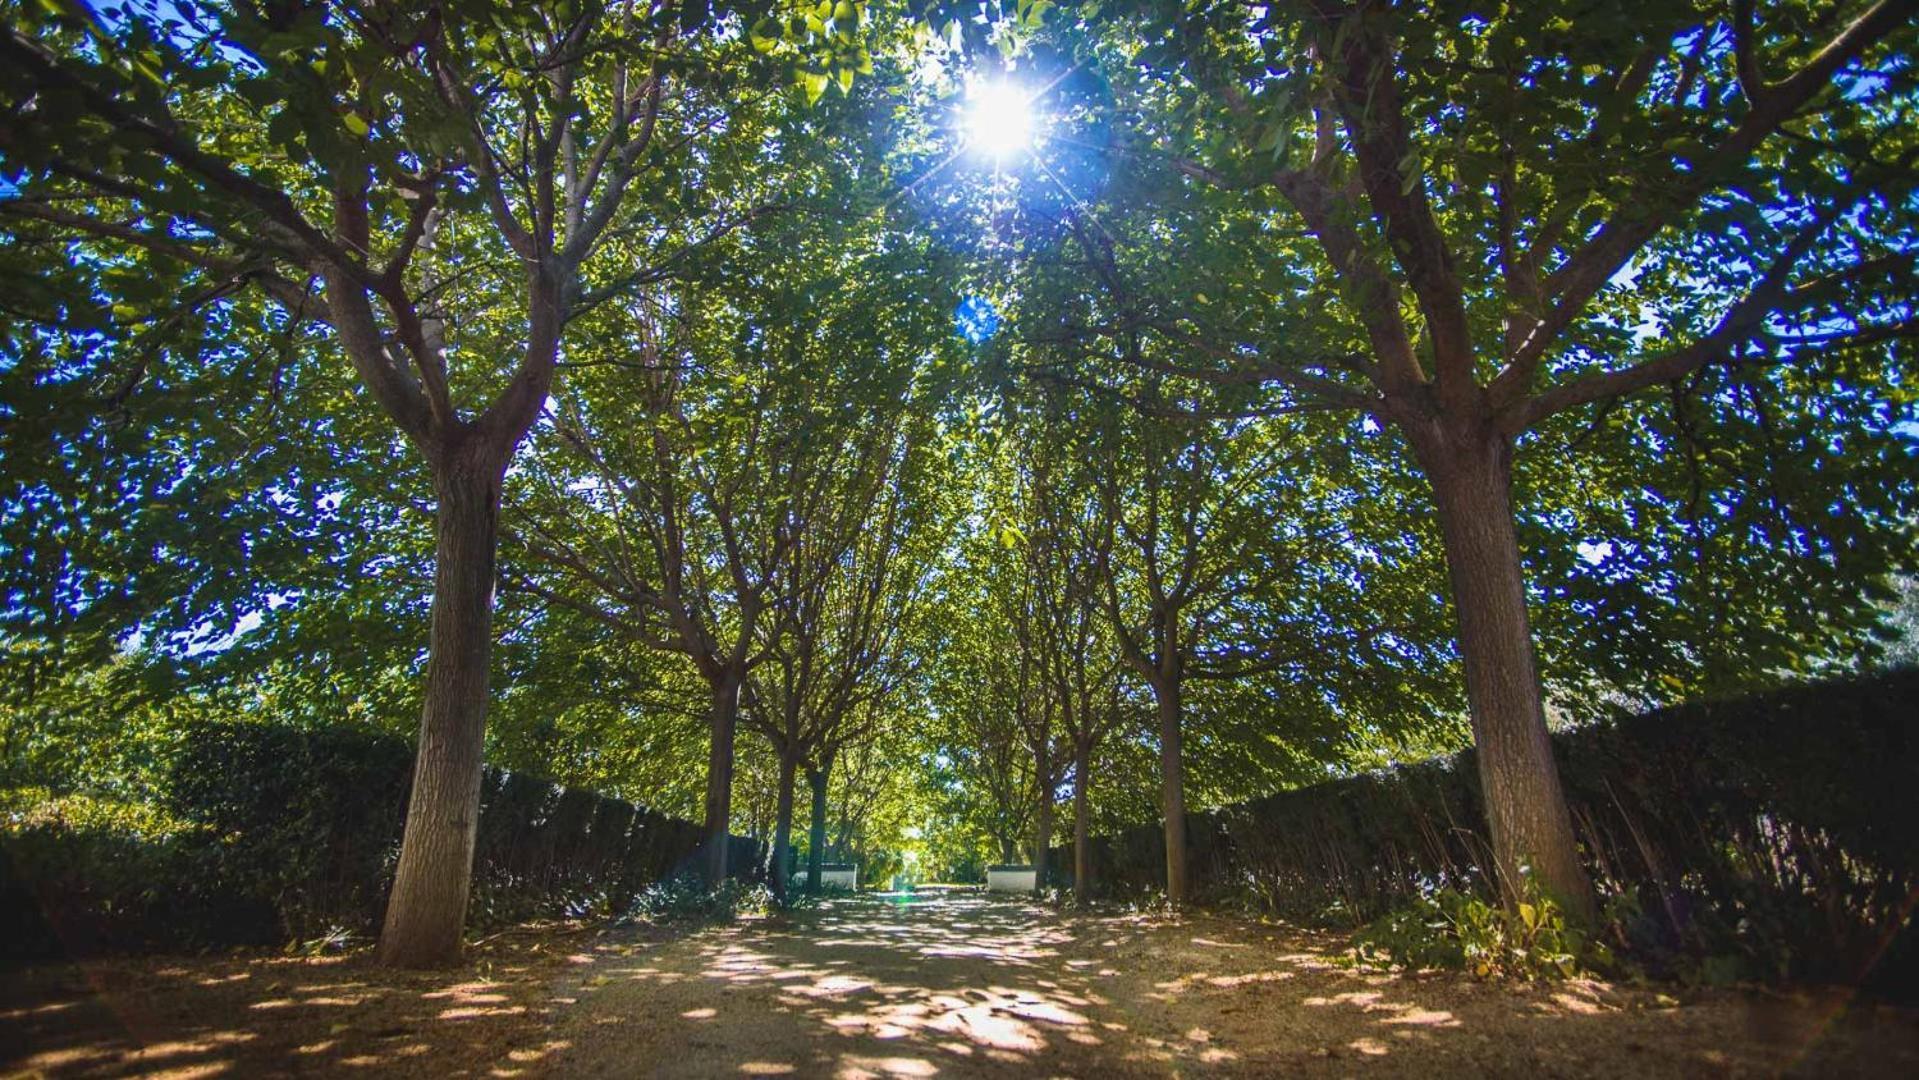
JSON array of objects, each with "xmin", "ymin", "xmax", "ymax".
[{"xmin": 4, "ymin": 891, "xmax": 1917, "ymax": 1078}]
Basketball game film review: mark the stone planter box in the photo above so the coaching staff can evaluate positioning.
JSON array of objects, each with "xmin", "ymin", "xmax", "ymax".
[
  {"xmin": 810, "ymin": 864, "xmax": 857, "ymax": 890},
  {"xmin": 985, "ymin": 865, "xmax": 1036, "ymax": 893}
]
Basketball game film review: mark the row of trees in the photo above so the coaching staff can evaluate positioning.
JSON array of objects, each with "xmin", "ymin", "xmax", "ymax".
[
  {"xmin": 918, "ymin": 0, "xmax": 1917, "ymax": 917},
  {"xmin": 4, "ymin": 0, "xmax": 1915, "ymax": 964},
  {"xmin": 923, "ymin": 383, "xmax": 1459, "ymax": 903},
  {"xmin": 2, "ymin": 0, "xmax": 961, "ymax": 963}
]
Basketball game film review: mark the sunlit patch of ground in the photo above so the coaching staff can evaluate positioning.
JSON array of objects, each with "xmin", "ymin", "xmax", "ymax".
[
  {"xmin": 5, "ymin": 894, "xmax": 1919, "ymax": 1077},
  {"xmin": 0, "ymin": 923, "xmax": 628, "ymax": 1078}
]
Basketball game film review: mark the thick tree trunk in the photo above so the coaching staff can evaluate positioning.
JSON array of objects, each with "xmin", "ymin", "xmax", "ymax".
[
  {"xmin": 378, "ymin": 463, "xmax": 502, "ymax": 968},
  {"xmin": 1424, "ymin": 430, "xmax": 1595, "ymax": 923},
  {"xmin": 701, "ymin": 671, "xmax": 742, "ymax": 887},
  {"xmin": 1155, "ymin": 677, "xmax": 1189, "ymax": 909},
  {"xmin": 997, "ymin": 836, "xmax": 1019, "ymax": 865},
  {"xmin": 771, "ymin": 750, "xmax": 798, "ymax": 901},
  {"xmin": 1072, "ymin": 740, "xmax": 1093, "ymax": 905},
  {"xmin": 805, "ymin": 763, "xmax": 830, "ymax": 892},
  {"xmin": 1033, "ymin": 748, "xmax": 1053, "ymax": 895}
]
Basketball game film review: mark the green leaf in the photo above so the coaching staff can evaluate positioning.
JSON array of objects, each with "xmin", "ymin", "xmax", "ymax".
[
  {"xmin": 799, "ymin": 69, "xmax": 828, "ymax": 106},
  {"xmin": 749, "ymin": 18, "xmax": 781, "ymax": 52}
]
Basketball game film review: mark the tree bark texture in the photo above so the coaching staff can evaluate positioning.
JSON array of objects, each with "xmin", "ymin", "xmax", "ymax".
[
  {"xmin": 1072, "ymin": 740, "xmax": 1093, "ymax": 905},
  {"xmin": 377, "ymin": 463, "xmax": 503, "ymax": 968},
  {"xmin": 702, "ymin": 672, "xmax": 742, "ymax": 886},
  {"xmin": 805, "ymin": 764, "xmax": 830, "ymax": 892},
  {"xmin": 1033, "ymin": 746, "xmax": 1053, "ymax": 895},
  {"xmin": 1421, "ymin": 428, "xmax": 1595, "ymax": 923},
  {"xmin": 1156, "ymin": 677, "xmax": 1189, "ymax": 908},
  {"xmin": 771, "ymin": 751, "xmax": 798, "ymax": 900}
]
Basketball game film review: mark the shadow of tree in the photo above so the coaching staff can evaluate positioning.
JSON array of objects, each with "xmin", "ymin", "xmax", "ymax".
[
  {"xmin": 6, "ymin": 894, "xmax": 1918, "ymax": 1078},
  {"xmin": 548, "ymin": 893, "xmax": 1919, "ymax": 1078},
  {"xmin": 0, "ymin": 924, "xmax": 640, "ymax": 1077}
]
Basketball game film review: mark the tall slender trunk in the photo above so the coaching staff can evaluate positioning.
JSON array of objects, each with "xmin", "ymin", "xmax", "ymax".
[
  {"xmin": 1072, "ymin": 739, "xmax": 1093, "ymax": 905},
  {"xmin": 1155, "ymin": 675, "xmax": 1189, "ymax": 909},
  {"xmin": 378, "ymin": 462, "xmax": 502, "ymax": 968},
  {"xmin": 771, "ymin": 750, "xmax": 798, "ymax": 901},
  {"xmin": 805, "ymin": 763, "xmax": 830, "ymax": 892},
  {"xmin": 1423, "ymin": 429, "xmax": 1594, "ymax": 923},
  {"xmin": 702, "ymin": 670, "xmax": 741, "ymax": 886},
  {"xmin": 1033, "ymin": 746, "xmax": 1053, "ymax": 895}
]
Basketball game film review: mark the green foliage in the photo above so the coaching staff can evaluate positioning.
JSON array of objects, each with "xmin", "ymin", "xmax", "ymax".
[
  {"xmin": 1353, "ymin": 870, "xmax": 1607, "ymax": 981},
  {"xmin": 2, "ymin": 0, "xmax": 1914, "ymax": 982},
  {"xmin": 1, "ymin": 790, "xmax": 270, "ymax": 962},
  {"xmin": 166, "ymin": 718, "xmax": 415, "ymax": 937},
  {"xmin": 2, "ymin": 719, "xmax": 764, "ymax": 960},
  {"xmin": 1064, "ymin": 669, "xmax": 1919, "ymax": 990},
  {"xmin": 631, "ymin": 872, "xmax": 779, "ymax": 923},
  {"xmin": 0, "ymin": 785, "xmax": 193, "ymax": 841},
  {"xmin": 772, "ymin": 885, "xmax": 842, "ymax": 913}
]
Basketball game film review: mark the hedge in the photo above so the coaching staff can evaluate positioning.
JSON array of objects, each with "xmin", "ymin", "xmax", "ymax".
[
  {"xmin": 1050, "ymin": 668, "xmax": 1919, "ymax": 990},
  {"xmin": 3, "ymin": 719, "xmax": 762, "ymax": 961}
]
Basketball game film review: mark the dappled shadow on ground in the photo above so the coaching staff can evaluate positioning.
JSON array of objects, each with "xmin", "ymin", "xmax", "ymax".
[
  {"xmin": 6, "ymin": 895, "xmax": 1919, "ymax": 1077},
  {"xmin": 0, "ymin": 924, "xmax": 633, "ymax": 1078},
  {"xmin": 550, "ymin": 893, "xmax": 1919, "ymax": 1078},
  {"xmin": 554, "ymin": 893, "xmax": 1134, "ymax": 1078}
]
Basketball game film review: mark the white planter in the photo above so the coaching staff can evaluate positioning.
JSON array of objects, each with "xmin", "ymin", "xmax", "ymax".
[
  {"xmin": 986, "ymin": 867, "xmax": 1037, "ymax": 893},
  {"xmin": 811, "ymin": 867, "xmax": 857, "ymax": 890}
]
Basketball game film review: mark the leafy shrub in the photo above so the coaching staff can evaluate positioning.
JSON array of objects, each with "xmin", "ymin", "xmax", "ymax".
[
  {"xmin": 164, "ymin": 719, "xmax": 765, "ymax": 939},
  {"xmin": 4, "ymin": 719, "xmax": 763, "ymax": 960},
  {"xmin": 775, "ymin": 889, "xmax": 827, "ymax": 912},
  {"xmin": 1058, "ymin": 669, "xmax": 1919, "ymax": 992},
  {"xmin": 1352, "ymin": 869, "xmax": 1607, "ymax": 980},
  {"xmin": 1, "ymin": 792, "xmax": 278, "ymax": 961},
  {"xmin": 630, "ymin": 872, "xmax": 777, "ymax": 922},
  {"xmin": 168, "ymin": 720, "xmax": 413, "ymax": 939},
  {"xmin": 2, "ymin": 787, "xmax": 194, "ymax": 839}
]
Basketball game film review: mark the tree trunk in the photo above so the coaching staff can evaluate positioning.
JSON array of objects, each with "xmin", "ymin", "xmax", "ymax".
[
  {"xmin": 1072, "ymin": 739, "xmax": 1093, "ymax": 905},
  {"xmin": 805, "ymin": 763, "xmax": 830, "ymax": 893},
  {"xmin": 771, "ymin": 750, "xmax": 798, "ymax": 901},
  {"xmin": 1033, "ymin": 747, "xmax": 1053, "ymax": 895},
  {"xmin": 701, "ymin": 671, "xmax": 741, "ymax": 887},
  {"xmin": 378, "ymin": 462, "xmax": 502, "ymax": 968},
  {"xmin": 998, "ymin": 836, "xmax": 1019, "ymax": 865},
  {"xmin": 1424, "ymin": 429, "xmax": 1595, "ymax": 923},
  {"xmin": 1155, "ymin": 676, "xmax": 1189, "ymax": 909}
]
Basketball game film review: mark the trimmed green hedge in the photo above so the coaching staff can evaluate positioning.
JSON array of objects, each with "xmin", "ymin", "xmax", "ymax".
[
  {"xmin": 3, "ymin": 720, "xmax": 761, "ymax": 960},
  {"xmin": 1053, "ymin": 669, "xmax": 1919, "ymax": 990}
]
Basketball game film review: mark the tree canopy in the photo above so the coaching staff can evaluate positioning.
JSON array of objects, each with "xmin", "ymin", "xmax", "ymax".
[{"xmin": 2, "ymin": 0, "xmax": 1913, "ymax": 962}]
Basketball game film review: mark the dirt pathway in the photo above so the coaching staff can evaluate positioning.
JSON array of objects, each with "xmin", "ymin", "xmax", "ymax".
[
  {"xmin": 7, "ymin": 891, "xmax": 1918, "ymax": 1077},
  {"xmin": 548, "ymin": 892, "xmax": 1919, "ymax": 1078}
]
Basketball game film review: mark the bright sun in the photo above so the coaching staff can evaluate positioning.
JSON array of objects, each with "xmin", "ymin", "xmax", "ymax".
[{"xmin": 963, "ymin": 80, "xmax": 1037, "ymax": 161}]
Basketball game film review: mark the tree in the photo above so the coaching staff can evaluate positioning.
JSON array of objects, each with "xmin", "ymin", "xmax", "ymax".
[
  {"xmin": 978, "ymin": 445, "xmax": 1072, "ymax": 888},
  {"xmin": 824, "ymin": 709, "xmax": 925, "ymax": 882},
  {"xmin": 1020, "ymin": 0, "xmax": 1918, "ymax": 916},
  {"xmin": 1022, "ymin": 410, "xmax": 1127, "ymax": 903},
  {"xmin": 511, "ymin": 301, "xmax": 819, "ymax": 885},
  {"xmin": 746, "ymin": 403, "xmax": 949, "ymax": 897},
  {"xmin": 1035, "ymin": 536, "xmax": 1125, "ymax": 905},
  {"xmin": 1083, "ymin": 397, "xmax": 1300, "ymax": 907},
  {"xmin": 926, "ymin": 523, "xmax": 1044, "ymax": 867},
  {"xmin": 507, "ymin": 192, "xmax": 957, "ymax": 884},
  {"xmin": 1, "ymin": 0, "xmax": 897, "ymax": 962}
]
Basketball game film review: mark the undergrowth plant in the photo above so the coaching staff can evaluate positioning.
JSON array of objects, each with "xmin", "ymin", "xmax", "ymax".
[
  {"xmin": 1351, "ymin": 868, "xmax": 1609, "ymax": 980},
  {"xmin": 629, "ymin": 873, "xmax": 778, "ymax": 923}
]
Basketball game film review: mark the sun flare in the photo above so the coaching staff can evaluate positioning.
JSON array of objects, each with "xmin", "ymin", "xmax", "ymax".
[{"xmin": 963, "ymin": 80, "xmax": 1037, "ymax": 160}]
